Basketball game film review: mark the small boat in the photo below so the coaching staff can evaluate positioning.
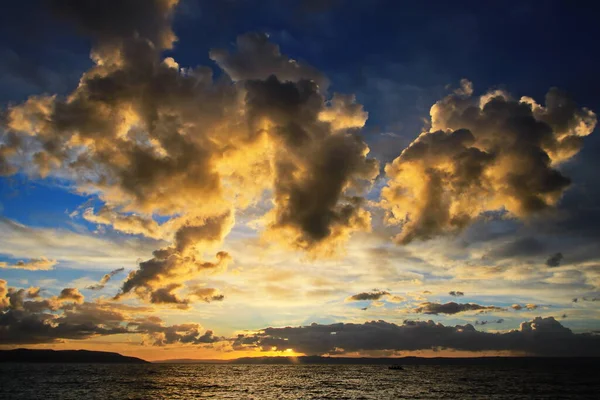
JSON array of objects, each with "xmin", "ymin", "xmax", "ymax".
[{"xmin": 388, "ymin": 365, "xmax": 404, "ymax": 370}]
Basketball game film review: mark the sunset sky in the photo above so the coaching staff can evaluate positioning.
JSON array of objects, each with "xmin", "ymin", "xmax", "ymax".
[{"xmin": 1, "ymin": 0, "xmax": 600, "ymax": 361}]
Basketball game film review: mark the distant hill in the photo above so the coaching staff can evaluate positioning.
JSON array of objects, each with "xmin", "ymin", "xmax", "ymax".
[
  {"xmin": 0, "ymin": 349, "xmax": 149, "ymax": 364},
  {"xmin": 153, "ymin": 355, "xmax": 600, "ymax": 366}
]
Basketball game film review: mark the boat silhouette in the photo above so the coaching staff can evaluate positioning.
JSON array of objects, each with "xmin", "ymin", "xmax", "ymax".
[{"xmin": 388, "ymin": 365, "xmax": 404, "ymax": 370}]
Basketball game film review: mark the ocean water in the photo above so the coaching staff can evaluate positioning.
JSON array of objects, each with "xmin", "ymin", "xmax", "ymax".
[{"xmin": 0, "ymin": 363, "xmax": 598, "ymax": 399}]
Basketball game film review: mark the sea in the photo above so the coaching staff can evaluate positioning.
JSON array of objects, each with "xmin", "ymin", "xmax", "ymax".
[{"xmin": 0, "ymin": 363, "xmax": 598, "ymax": 399}]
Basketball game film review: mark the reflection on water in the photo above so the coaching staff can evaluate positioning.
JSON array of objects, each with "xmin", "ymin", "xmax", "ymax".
[{"xmin": 1, "ymin": 363, "xmax": 598, "ymax": 399}]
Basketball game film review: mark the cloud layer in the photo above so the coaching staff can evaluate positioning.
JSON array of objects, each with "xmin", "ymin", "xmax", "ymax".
[
  {"xmin": 414, "ymin": 302, "xmax": 503, "ymax": 315},
  {"xmin": 0, "ymin": 280, "xmax": 217, "ymax": 345},
  {"xmin": 233, "ymin": 319, "xmax": 600, "ymax": 356}
]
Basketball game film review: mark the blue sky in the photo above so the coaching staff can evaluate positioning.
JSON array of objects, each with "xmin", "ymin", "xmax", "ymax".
[{"xmin": 1, "ymin": 0, "xmax": 600, "ymax": 359}]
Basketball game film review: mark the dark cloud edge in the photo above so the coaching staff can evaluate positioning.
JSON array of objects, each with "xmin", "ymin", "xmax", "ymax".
[{"xmin": 232, "ymin": 318, "xmax": 600, "ymax": 357}]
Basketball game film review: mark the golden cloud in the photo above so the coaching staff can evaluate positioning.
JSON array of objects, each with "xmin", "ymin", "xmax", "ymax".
[{"xmin": 382, "ymin": 81, "xmax": 596, "ymax": 243}]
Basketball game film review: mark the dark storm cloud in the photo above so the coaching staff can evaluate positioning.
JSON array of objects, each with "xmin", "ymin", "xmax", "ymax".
[
  {"xmin": 232, "ymin": 318, "xmax": 600, "ymax": 356},
  {"xmin": 449, "ymin": 291, "xmax": 464, "ymax": 297},
  {"xmin": 546, "ymin": 252, "xmax": 564, "ymax": 267},
  {"xmin": 382, "ymin": 82, "xmax": 596, "ymax": 244},
  {"xmin": 414, "ymin": 302, "xmax": 503, "ymax": 315},
  {"xmin": 86, "ymin": 267, "xmax": 125, "ymax": 290}
]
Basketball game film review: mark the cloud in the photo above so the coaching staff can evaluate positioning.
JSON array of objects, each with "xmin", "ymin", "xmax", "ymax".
[
  {"xmin": 346, "ymin": 290, "xmax": 404, "ymax": 303},
  {"xmin": 3, "ymin": 2, "xmax": 378, "ymax": 267},
  {"xmin": 58, "ymin": 288, "xmax": 84, "ymax": 304},
  {"xmin": 83, "ymin": 207, "xmax": 165, "ymax": 239},
  {"xmin": 232, "ymin": 318, "xmax": 600, "ymax": 356},
  {"xmin": 0, "ymin": 133, "xmax": 20, "ymax": 176},
  {"xmin": 414, "ymin": 301, "xmax": 503, "ymax": 315},
  {"xmin": 0, "ymin": 257, "xmax": 58, "ymax": 271},
  {"xmin": 547, "ymin": 252, "xmax": 564, "ymax": 267},
  {"xmin": 487, "ymin": 237, "xmax": 546, "ymax": 259},
  {"xmin": 26, "ymin": 287, "xmax": 42, "ymax": 299},
  {"xmin": 449, "ymin": 291, "xmax": 464, "ymax": 297},
  {"xmin": 149, "ymin": 283, "xmax": 189, "ymax": 308},
  {"xmin": 382, "ymin": 81, "xmax": 596, "ymax": 244},
  {"xmin": 0, "ymin": 280, "xmax": 9, "ymax": 309},
  {"xmin": 245, "ymin": 75, "xmax": 379, "ymax": 253},
  {"xmin": 187, "ymin": 286, "xmax": 225, "ymax": 303},
  {"xmin": 117, "ymin": 212, "xmax": 233, "ymax": 303},
  {"xmin": 85, "ymin": 267, "xmax": 125, "ymax": 290},
  {"xmin": 475, "ymin": 319, "xmax": 504, "ymax": 325},
  {"xmin": 1, "ymin": 280, "xmax": 86, "ymax": 316},
  {"xmin": 511, "ymin": 304, "xmax": 539, "ymax": 311},
  {"xmin": 0, "ymin": 309, "xmax": 127, "ymax": 345},
  {"xmin": 1, "ymin": 280, "xmax": 218, "ymax": 345},
  {"xmin": 210, "ymin": 32, "xmax": 329, "ymax": 89},
  {"xmin": 347, "ymin": 290, "xmax": 390, "ymax": 301},
  {"xmin": 129, "ymin": 317, "xmax": 223, "ymax": 346}
]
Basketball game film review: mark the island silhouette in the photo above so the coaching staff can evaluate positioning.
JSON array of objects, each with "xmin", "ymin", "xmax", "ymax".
[{"xmin": 0, "ymin": 349, "xmax": 148, "ymax": 364}]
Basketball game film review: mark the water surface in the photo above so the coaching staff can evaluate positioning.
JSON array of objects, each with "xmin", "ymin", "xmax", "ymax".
[{"xmin": 1, "ymin": 363, "xmax": 597, "ymax": 399}]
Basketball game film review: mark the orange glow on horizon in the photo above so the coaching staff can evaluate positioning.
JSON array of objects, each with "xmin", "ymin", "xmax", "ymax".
[{"xmin": 0, "ymin": 341, "xmax": 525, "ymax": 361}]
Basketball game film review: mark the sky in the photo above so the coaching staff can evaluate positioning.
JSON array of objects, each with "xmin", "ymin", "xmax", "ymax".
[{"xmin": 1, "ymin": 0, "xmax": 600, "ymax": 361}]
